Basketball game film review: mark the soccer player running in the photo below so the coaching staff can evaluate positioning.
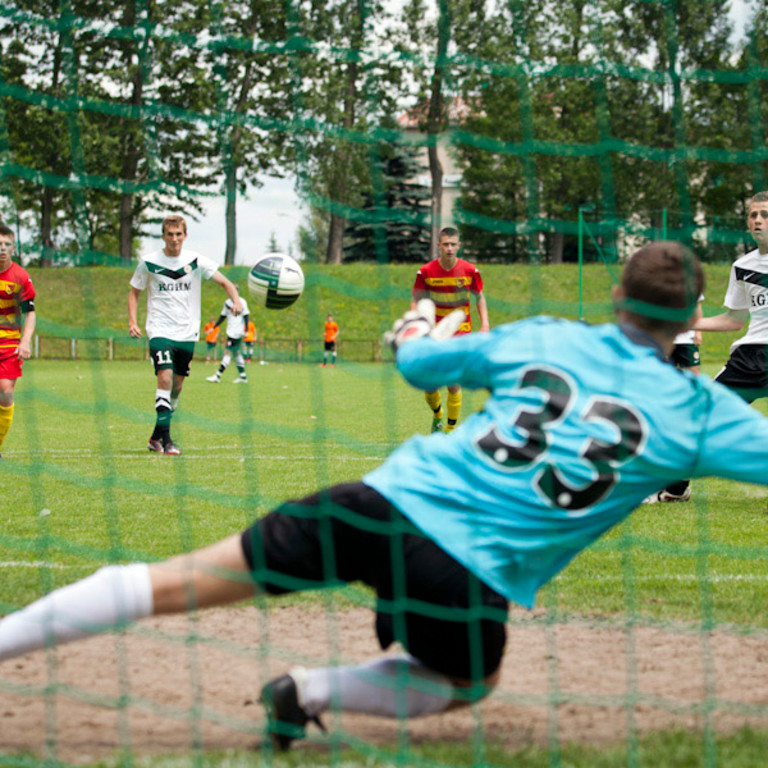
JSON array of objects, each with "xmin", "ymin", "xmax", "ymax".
[
  {"xmin": 0, "ymin": 226, "xmax": 35, "ymax": 459},
  {"xmin": 322, "ymin": 313, "xmax": 339, "ymax": 367},
  {"xmin": 128, "ymin": 215, "xmax": 242, "ymax": 455},
  {"xmin": 411, "ymin": 226, "xmax": 489, "ymax": 432},
  {"xmin": 206, "ymin": 293, "xmax": 252, "ymax": 384},
  {"xmin": 695, "ymin": 190, "xmax": 768, "ymax": 403},
  {"xmin": 6, "ymin": 243, "xmax": 768, "ymax": 752}
]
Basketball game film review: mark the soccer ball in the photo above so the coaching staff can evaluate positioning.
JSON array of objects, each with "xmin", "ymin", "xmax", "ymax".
[{"xmin": 247, "ymin": 253, "xmax": 305, "ymax": 310}]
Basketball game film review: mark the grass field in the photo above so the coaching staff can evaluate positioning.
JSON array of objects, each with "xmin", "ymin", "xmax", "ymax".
[{"xmin": 1, "ymin": 357, "xmax": 768, "ymax": 768}]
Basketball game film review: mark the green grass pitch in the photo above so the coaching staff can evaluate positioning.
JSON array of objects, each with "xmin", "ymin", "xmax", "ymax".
[{"xmin": 2, "ymin": 358, "xmax": 768, "ymax": 767}]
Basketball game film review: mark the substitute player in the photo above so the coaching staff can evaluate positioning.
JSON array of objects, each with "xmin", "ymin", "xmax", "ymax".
[
  {"xmin": 243, "ymin": 319, "xmax": 256, "ymax": 363},
  {"xmin": 695, "ymin": 190, "xmax": 768, "ymax": 402},
  {"xmin": 206, "ymin": 293, "xmax": 251, "ymax": 384},
  {"xmin": 411, "ymin": 227, "xmax": 489, "ymax": 432},
  {"xmin": 129, "ymin": 215, "xmax": 242, "ymax": 455},
  {"xmin": 321, "ymin": 313, "xmax": 339, "ymax": 367},
  {"xmin": 0, "ymin": 226, "xmax": 35, "ymax": 459},
  {"xmin": 6, "ymin": 244, "xmax": 768, "ymax": 753},
  {"xmin": 203, "ymin": 316, "xmax": 220, "ymax": 363}
]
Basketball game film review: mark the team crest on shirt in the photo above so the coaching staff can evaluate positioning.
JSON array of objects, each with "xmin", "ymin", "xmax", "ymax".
[
  {"xmin": 183, "ymin": 264, "xmax": 192, "ymax": 274},
  {"xmin": 3, "ymin": 282, "xmax": 13, "ymax": 295}
]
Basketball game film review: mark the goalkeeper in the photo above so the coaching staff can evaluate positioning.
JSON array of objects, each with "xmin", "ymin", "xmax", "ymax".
[{"xmin": 4, "ymin": 242, "xmax": 768, "ymax": 752}]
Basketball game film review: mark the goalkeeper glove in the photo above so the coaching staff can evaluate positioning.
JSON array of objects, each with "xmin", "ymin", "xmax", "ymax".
[{"xmin": 384, "ymin": 299, "xmax": 465, "ymax": 351}]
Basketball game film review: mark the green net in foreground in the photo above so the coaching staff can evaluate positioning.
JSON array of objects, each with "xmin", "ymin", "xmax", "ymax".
[{"xmin": 3, "ymin": 2, "xmax": 768, "ymax": 768}]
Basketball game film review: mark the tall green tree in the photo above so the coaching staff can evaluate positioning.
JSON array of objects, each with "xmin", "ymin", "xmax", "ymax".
[
  {"xmin": 610, "ymin": 0, "xmax": 737, "ymax": 255},
  {"xmin": 208, "ymin": 0, "xmax": 292, "ymax": 264},
  {"xmin": 0, "ymin": 3, "xmax": 75, "ymax": 262},
  {"xmin": 452, "ymin": 0, "xmax": 551, "ymax": 261},
  {"xmin": 288, "ymin": 0, "xmax": 405, "ymax": 263},
  {"xmin": 344, "ymin": 139, "xmax": 431, "ymax": 261}
]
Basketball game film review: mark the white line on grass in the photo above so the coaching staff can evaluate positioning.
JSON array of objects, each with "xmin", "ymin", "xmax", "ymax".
[
  {"xmin": 1, "ymin": 562, "xmax": 767, "ymax": 585},
  {"xmin": 3, "ymin": 452, "xmax": 387, "ymax": 461},
  {"xmin": 569, "ymin": 573, "xmax": 768, "ymax": 584},
  {"xmin": 0, "ymin": 561, "xmax": 77, "ymax": 569}
]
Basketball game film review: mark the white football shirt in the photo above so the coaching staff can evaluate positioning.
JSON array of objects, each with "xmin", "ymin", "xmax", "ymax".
[
  {"xmin": 130, "ymin": 249, "xmax": 219, "ymax": 341},
  {"xmin": 723, "ymin": 248, "xmax": 768, "ymax": 348},
  {"xmin": 219, "ymin": 297, "xmax": 250, "ymax": 339}
]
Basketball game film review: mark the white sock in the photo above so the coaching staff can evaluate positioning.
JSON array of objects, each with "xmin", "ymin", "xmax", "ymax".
[
  {"xmin": 170, "ymin": 396, "xmax": 179, "ymax": 411},
  {"xmin": 297, "ymin": 654, "xmax": 454, "ymax": 719},
  {"xmin": 155, "ymin": 388, "xmax": 171, "ymax": 411},
  {"xmin": 0, "ymin": 563, "xmax": 153, "ymax": 662}
]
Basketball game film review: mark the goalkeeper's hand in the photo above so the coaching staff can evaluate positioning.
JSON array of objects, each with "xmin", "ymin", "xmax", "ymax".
[{"xmin": 384, "ymin": 299, "xmax": 465, "ymax": 351}]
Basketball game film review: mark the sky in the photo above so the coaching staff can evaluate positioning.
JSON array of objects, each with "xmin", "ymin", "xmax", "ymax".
[
  {"xmin": 140, "ymin": 0, "xmax": 755, "ymax": 268},
  {"xmin": 139, "ymin": 175, "xmax": 304, "ymax": 268}
]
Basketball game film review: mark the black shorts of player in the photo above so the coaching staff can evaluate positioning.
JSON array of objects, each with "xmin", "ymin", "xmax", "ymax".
[
  {"xmin": 670, "ymin": 343, "xmax": 700, "ymax": 369},
  {"xmin": 715, "ymin": 344, "xmax": 768, "ymax": 402},
  {"xmin": 149, "ymin": 337, "xmax": 195, "ymax": 376},
  {"xmin": 324, "ymin": 340, "xmax": 336, "ymax": 352},
  {"xmin": 226, "ymin": 336, "xmax": 243, "ymax": 353},
  {"xmin": 240, "ymin": 482, "xmax": 508, "ymax": 682}
]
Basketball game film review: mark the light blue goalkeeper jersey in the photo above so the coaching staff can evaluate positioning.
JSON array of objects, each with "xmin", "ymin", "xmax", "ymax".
[{"xmin": 364, "ymin": 317, "xmax": 768, "ymax": 608}]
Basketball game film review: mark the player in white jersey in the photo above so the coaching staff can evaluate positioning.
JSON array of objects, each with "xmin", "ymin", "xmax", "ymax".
[
  {"xmin": 128, "ymin": 215, "xmax": 242, "ymax": 455},
  {"xmin": 645, "ymin": 295, "xmax": 703, "ymax": 503},
  {"xmin": 10, "ymin": 243, "xmax": 768, "ymax": 752},
  {"xmin": 206, "ymin": 295, "xmax": 251, "ymax": 384},
  {"xmin": 696, "ymin": 191, "xmax": 768, "ymax": 403}
]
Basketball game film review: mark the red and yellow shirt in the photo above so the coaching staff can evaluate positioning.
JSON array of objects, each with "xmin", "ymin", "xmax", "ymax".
[
  {"xmin": 412, "ymin": 258, "xmax": 483, "ymax": 335},
  {"xmin": 0, "ymin": 262, "xmax": 35, "ymax": 349}
]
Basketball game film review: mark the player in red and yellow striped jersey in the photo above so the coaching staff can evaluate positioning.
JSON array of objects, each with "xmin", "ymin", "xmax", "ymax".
[
  {"xmin": 0, "ymin": 226, "xmax": 36, "ymax": 458},
  {"xmin": 411, "ymin": 227, "xmax": 489, "ymax": 433}
]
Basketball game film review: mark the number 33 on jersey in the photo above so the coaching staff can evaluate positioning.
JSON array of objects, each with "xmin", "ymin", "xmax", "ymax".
[{"xmin": 365, "ymin": 315, "xmax": 768, "ymax": 608}]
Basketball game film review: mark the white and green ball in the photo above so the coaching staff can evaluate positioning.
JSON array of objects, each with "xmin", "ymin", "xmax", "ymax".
[{"xmin": 247, "ymin": 253, "xmax": 305, "ymax": 310}]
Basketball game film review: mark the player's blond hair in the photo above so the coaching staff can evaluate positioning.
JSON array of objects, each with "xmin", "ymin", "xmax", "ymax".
[{"xmin": 162, "ymin": 215, "xmax": 187, "ymax": 235}]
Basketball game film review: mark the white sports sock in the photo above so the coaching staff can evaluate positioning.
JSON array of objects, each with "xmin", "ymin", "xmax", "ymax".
[
  {"xmin": 0, "ymin": 563, "xmax": 153, "ymax": 662},
  {"xmin": 297, "ymin": 654, "xmax": 454, "ymax": 719},
  {"xmin": 170, "ymin": 396, "xmax": 179, "ymax": 411},
  {"xmin": 155, "ymin": 388, "xmax": 171, "ymax": 412}
]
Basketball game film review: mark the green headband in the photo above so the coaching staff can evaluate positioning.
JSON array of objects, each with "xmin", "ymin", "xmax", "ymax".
[{"xmin": 615, "ymin": 297, "xmax": 699, "ymax": 322}]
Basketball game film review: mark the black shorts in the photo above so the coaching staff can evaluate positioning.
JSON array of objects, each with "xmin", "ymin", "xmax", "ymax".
[
  {"xmin": 240, "ymin": 482, "xmax": 508, "ymax": 681},
  {"xmin": 715, "ymin": 344, "xmax": 768, "ymax": 402},
  {"xmin": 670, "ymin": 343, "xmax": 700, "ymax": 369},
  {"xmin": 149, "ymin": 338, "xmax": 195, "ymax": 376},
  {"xmin": 324, "ymin": 340, "xmax": 336, "ymax": 352}
]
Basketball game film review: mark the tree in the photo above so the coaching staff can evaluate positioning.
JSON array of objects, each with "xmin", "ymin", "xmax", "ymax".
[
  {"xmin": 1, "ymin": 0, "xmax": 219, "ymax": 261},
  {"xmin": 344, "ymin": 139, "xmax": 431, "ymax": 261},
  {"xmin": 208, "ymin": 0, "xmax": 292, "ymax": 264},
  {"xmin": 290, "ymin": 0, "xmax": 406, "ymax": 264},
  {"xmin": 0, "ymin": 5, "xmax": 76, "ymax": 263}
]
